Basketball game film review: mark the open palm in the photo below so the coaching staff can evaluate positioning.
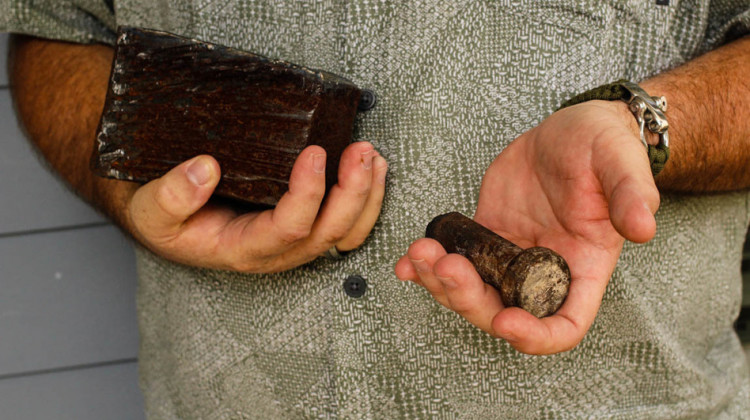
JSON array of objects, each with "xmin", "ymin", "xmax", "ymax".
[{"xmin": 395, "ymin": 101, "xmax": 660, "ymax": 354}]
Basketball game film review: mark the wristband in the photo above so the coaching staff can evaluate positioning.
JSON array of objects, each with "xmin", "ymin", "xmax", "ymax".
[{"xmin": 559, "ymin": 80, "xmax": 670, "ymax": 176}]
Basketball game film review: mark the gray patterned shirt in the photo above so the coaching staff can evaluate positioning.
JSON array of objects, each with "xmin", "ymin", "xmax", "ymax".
[{"xmin": 3, "ymin": 0, "xmax": 750, "ymax": 418}]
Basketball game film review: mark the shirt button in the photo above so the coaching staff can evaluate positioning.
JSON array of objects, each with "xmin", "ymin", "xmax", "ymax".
[
  {"xmin": 358, "ymin": 89, "xmax": 377, "ymax": 111},
  {"xmin": 343, "ymin": 275, "xmax": 367, "ymax": 298}
]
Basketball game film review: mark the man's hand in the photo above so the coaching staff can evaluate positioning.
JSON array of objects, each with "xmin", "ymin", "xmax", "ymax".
[
  {"xmin": 127, "ymin": 142, "xmax": 387, "ymax": 272},
  {"xmin": 395, "ymin": 101, "xmax": 660, "ymax": 355},
  {"xmin": 9, "ymin": 36, "xmax": 387, "ymax": 274}
]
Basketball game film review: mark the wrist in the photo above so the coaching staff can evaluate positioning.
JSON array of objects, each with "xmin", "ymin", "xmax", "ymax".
[
  {"xmin": 559, "ymin": 80, "xmax": 670, "ymax": 176},
  {"xmin": 93, "ymin": 177, "xmax": 139, "ymax": 234}
]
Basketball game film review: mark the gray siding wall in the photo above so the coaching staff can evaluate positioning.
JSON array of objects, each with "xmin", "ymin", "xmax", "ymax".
[{"xmin": 0, "ymin": 33, "xmax": 144, "ymax": 419}]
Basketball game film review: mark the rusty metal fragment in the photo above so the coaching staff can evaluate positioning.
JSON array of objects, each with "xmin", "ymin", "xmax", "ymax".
[
  {"xmin": 92, "ymin": 26, "xmax": 362, "ymax": 206},
  {"xmin": 426, "ymin": 212, "xmax": 571, "ymax": 318}
]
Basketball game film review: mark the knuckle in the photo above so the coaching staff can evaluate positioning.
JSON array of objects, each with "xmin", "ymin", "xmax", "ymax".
[
  {"xmin": 512, "ymin": 344, "xmax": 538, "ymax": 356},
  {"xmin": 321, "ymin": 227, "xmax": 349, "ymax": 245},
  {"xmin": 295, "ymin": 180, "xmax": 325, "ymax": 201},
  {"xmin": 339, "ymin": 179, "xmax": 370, "ymax": 200},
  {"xmin": 449, "ymin": 297, "xmax": 475, "ymax": 315},
  {"xmin": 129, "ymin": 200, "xmax": 178, "ymax": 247},
  {"xmin": 305, "ymin": 186, "xmax": 326, "ymax": 203},
  {"xmin": 152, "ymin": 182, "xmax": 183, "ymax": 218},
  {"xmin": 406, "ymin": 241, "xmax": 423, "ymax": 257},
  {"xmin": 277, "ymin": 225, "xmax": 312, "ymax": 245},
  {"xmin": 353, "ymin": 183, "xmax": 371, "ymax": 199}
]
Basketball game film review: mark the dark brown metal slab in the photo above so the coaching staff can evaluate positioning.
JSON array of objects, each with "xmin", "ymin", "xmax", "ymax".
[{"xmin": 92, "ymin": 27, "xmax": 362, "ymax": 206}]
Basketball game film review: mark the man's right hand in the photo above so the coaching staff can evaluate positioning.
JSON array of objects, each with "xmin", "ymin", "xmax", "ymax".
[
  {"xmin": 126, "ymin": 141, "xmax": 387, "ymax": 272},
  {"xmin": 10, "ymin": 36, "xmax": 387, "ymax": 274}
]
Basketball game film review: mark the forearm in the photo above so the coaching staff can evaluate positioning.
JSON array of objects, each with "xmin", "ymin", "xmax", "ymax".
[
  {"xmin": 9, "ymin": 36, "xmax": 136, "ymax": 228},
  {"xmin": 640, "ymin": 36, "xmax": 750, "ymax": 192}
]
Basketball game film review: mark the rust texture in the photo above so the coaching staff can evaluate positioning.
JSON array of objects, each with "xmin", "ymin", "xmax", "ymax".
[
  {"xmin": 92, "ymin": 26, "xmax": 362, "ymax": 206},
  {"xmin": 426, "ymin": 212, "xmax": 571, "ymax": 318}
]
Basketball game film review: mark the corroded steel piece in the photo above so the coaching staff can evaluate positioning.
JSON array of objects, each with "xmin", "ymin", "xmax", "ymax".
[
  {"xmin": 426, "ymin": 212, "xmax": 571, "ymax": 318},
  {"xmin": 92, "ymin": 26, "xmax": 362, "ymax": 206}
]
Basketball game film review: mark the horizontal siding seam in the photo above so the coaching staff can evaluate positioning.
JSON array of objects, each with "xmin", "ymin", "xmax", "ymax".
[
  {"xmin": 0, "ymin": 221, "xmax": 113, "ymax": 239},
  {"xmin": 0, "ymin": 357, "xmax": 138, "ymax": 382}
]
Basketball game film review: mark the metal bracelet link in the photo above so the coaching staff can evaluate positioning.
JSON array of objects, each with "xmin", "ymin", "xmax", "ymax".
[{"xmin": 620, "ymin": 81, "xmax": 669, "ymax": 149}]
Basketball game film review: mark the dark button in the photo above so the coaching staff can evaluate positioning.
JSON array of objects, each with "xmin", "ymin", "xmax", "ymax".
[
  {"xmin": 358, "ymin": 89, "xmax": 377, "ymax": 111},
  {"xmin": 343, "ymin": 275, "xmax": 367, "ymax": 298}
]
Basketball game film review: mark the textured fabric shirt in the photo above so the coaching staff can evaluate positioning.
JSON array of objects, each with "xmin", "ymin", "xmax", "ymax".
[{"xmin": 3, "ymin": 1, "xmax": 750, "ymax": 418}]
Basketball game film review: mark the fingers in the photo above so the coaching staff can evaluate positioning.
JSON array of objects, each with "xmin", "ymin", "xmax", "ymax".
[
  {"xmin": 432, "ymin": 254, "xmax": 505, "ymax": 333},
  {"xmin": 397, "ymin": 239, "xmax": 613, "ymax": 355},
  {"xmin": 394, "ymin": 254, "xmax": 419, "ymax": 283},
  {"xmin": 218, "ymin": 141, "xmax": 385, "ymax": 271},
  {"xmin": 208, "ymin": 144, "xmax": 329, "ymax": 271},
  {"xmin": 398, "ymin": 238, "xmax": 450, "ymax": 306},
  {"xmin": 398, "ymin": 240, "xmax": 512, "ymax": 339},
  {"xmin": 397, "ymin": 238, "xmax": 505, "ymax": 330},
  {"xmin": 491, "ymin": 273, "xmax": 604, "ymax": 355},
  {"xmin": 261, "ymin": 145, "xmax": 329, "ymax": 248},
  {"xmin": 128, "ymin": 141, "xmax": 387, "ymax": 274},
  {"xmin": 337, "ymin": 152, "xmax": 388, "ymax": 251},
  {"xmin": 486, "ymin": 235, "xmax": 618, "ymax": 354},
  {"xmin": 290, "ymin": 141, "xmax": 381, "ymax": 255},
  {"xmin": 128, "ymin": 155, "xmax": 221, "ymax": 244}
]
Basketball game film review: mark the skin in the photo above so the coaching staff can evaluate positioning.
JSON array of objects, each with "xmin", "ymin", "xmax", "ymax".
[
  {"xmin": 9, "ymin": 35, "xmax": 388, "ymax": 273},
  {"xmin": 9, "ymin": 33, "xmax": 750, "ymax": 355},
  {"xmin": 395, "ymin": 36, "xmax": 750, "ymax": 355}
]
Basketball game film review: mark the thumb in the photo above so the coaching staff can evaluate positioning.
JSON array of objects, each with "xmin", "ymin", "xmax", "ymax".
[
  {"xmin": 596, "ymin": 137, "xmax": 660, "ymax": 244},
  {"xmin": 608, "ymin": 176, "xmax": 659, "ymax": 243},
  {"xmin": 128, "ymin": 155, "xmax": 221, "ymax": 241}
]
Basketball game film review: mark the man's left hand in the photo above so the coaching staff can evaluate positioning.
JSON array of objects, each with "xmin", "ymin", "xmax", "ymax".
[{"xmin": 395, "ymin": 100, "xmax": 660, "ymax": 355}]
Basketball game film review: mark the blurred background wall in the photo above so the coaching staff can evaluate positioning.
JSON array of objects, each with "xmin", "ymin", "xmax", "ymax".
[{"xmin": 0, "ymin": 33, "xmax": 144, "ymax": 420}]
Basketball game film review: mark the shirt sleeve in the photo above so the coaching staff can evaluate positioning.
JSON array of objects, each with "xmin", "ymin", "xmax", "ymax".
[
  {"xmin": 702, "ymin": 0, "xmax": 750, "ymax": 52},
  {"xmin": 0, "ymin": 0, "xmax": 116, "ymax": 44}
]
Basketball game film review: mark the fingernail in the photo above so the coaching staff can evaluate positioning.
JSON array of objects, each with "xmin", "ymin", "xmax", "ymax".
[
  {"xmin": 361, "ymin": 149, "xmax": 373, "ymax": 170},
  {"xmin": 409, "ymin": 258, "xmax": 429, "ymax": 273},
  {"xmin": 437, "ymin": 275, "xmax": 457, "ymax": 289},
  {"xmin": 186, "ymin": 157, "xmax": 212, "ymax": 186},
  {"xmin": 312, "ymin": 154, "xmax": 326, "ymax": 174}
]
